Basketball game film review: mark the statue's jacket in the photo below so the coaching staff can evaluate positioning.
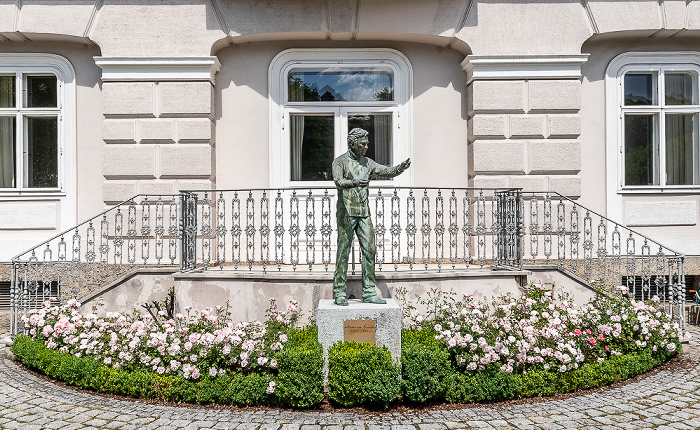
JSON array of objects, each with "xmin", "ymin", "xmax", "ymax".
[{"xmin": 332, "ymin": 150, "xmax": 404, "ymax": 217}]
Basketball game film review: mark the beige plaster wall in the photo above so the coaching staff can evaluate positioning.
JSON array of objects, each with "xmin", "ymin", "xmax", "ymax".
[
  {"xmin": 3, "ymin": 1, "xmax": 700, "ymax": 59},
  {"xmin": 0, "ymin": 41, "xmax": 103, "ymax": 262},
  {"xmin": 580, "ymin": 34, "xmax": 700, "ymax": 255},
  {"xmin": 215, "ymin": 40, "xmax": 469, "ymax": 190}
]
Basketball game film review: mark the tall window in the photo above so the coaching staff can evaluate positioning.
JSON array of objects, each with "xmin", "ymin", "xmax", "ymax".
[
  {"xmin": 269, "ymin": 49, "xmax": 412, "ymax": 187},
  {"xmin": 0, "ymin": 63, "xmax": 64, "ymax": 191},
  {"xmin": 621, "ymin": 66, "xmax": 700, "ymax": 187}
]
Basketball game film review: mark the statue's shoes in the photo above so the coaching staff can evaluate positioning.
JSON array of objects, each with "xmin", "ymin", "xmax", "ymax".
[
  {"xmin": 335, "ymin": 297, "xmax": 349, "ymax": 306},
  {"xmin": 362, "ymin": 296, "xmax": 386, "ymax": 304}
]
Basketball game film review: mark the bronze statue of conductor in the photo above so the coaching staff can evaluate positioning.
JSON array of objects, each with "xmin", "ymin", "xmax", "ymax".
[{"xmin": 331, "ymin": 128, "xmax": 410, "ymax": 306}]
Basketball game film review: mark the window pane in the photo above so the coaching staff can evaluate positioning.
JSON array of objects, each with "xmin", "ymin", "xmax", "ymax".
[
  {"xmin": 26, "ymin": 117, "xmax": 58, "ymax": 188},
  {"xmin": 665, "ymin": 73, "xmax": 694, "ymax": 105},
  {"xmin": 0, "ymin": 76, "xmax": 15, "ymax": 108},
  {"xmin": 26, "ymin": 75, "xmax": 57, "ymax": 108},
  {"xmin": 288, "ymin": 67, "xmax": 394, "ymax": 102},
  {"xmin": 624, "ymin": 114, "xmax": 657, "ymax": 185},
  {"xmin": 290, "ymin": 115, "xmax": 334, "ymax": 181},
  {"xmin": 666, "ymin": 114, "xmax": 697, "ymax": 185},
  {"xmin": 624, "ymin": 73, "xmax": 655, "ymax": 105},
  {"xmin": 348, "ymin": 113, "xmax": 393, "ymax": 166},
  {"xmin": 0, "ymin": 117, "xmax": 16, "ymax": 188}
]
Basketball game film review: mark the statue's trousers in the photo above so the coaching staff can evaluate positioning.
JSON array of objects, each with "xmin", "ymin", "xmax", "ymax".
[{"xmin": 333, "ymin": 214, "xmax": 377, "ymax": 300}]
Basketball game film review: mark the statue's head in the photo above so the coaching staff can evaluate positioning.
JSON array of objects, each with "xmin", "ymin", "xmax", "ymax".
[{"xmin": 348, "ymin": 128, "xmax": 369, "ymax": 156}]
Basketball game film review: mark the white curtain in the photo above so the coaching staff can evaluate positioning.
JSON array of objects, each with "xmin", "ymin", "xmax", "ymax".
[
  {"xmin": 373, "ymin": 114, "xmax": 391, "ymax": 165},
  {"xmin": 290, "ymin": 115, "xmax": 305, "ymax": 181},
  {"xmin": 0, "ymin": 77, "xmax": 14, "ymax": 188},
  {"xmin": 665, "ymin": 114, "xmax": 695, "ymax": 185},
  {"xmin": 665, "ymin": 73, "xmax": 692, "ymax": 105}
]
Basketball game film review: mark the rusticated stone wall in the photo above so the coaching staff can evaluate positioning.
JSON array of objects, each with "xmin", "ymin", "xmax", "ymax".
[
  {"xmin": 468, "ymin": 78, "xmax": 582, "ymax": 199},
  {"xmin": 101, "ymin": 81, "xmax": 215, "ymax": 204}
]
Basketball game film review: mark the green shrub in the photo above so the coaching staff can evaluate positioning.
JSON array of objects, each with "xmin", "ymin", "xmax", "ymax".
[
  {"xmin": 328, "ymin": 341, "xmax": 400, "ymax": 408},
  {"xmin": 445, "ymin": 367, "xmax": 521, "ymax": 403},
  {"xmin": 401, "ymin": 329, "xmax": 451, "ymax": 403},
  {"xmin": 10, "ymin": 335, "xmax": 274, "ymax": 406},
  {"xmin": 274, "ymin": 326, "xmax": 324, "ymax": 408}
]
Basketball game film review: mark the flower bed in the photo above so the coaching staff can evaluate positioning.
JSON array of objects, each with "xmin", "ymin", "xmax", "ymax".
[{"xmin": 11, "ymin": 283, "xmax": 687, "ymax": 409}]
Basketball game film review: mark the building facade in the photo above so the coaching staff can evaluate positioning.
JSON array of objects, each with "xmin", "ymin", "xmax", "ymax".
[{"xmin": 1, "ymin": 0, "xmax": 699, "ymax": 278}]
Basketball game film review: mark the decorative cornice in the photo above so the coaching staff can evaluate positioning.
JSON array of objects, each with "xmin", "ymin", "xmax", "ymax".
[
  {"xmin": 461, "ymin": 55, "xmax": 590, "ymax": 83},
  {"xmin": 94, "ymin": 57, "xmax": 222, "ymax": 83}
]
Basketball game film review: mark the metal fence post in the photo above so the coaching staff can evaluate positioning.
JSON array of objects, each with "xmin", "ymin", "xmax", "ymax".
[{"xmin": 180, "ymin": 192, "xmax": 198, "ymax": 271}]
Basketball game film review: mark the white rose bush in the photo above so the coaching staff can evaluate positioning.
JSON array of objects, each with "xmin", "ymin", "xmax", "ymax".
[
  {"xmin": 21, "ymin": 297, "xmax": 299, "ymax": 382},
  {"xmin": 397, "ymin": 283, "xmax": 685, "ymax": 377},
  {"xmin": 11, "ymin": 281, "xmax": 687, "ymax": 408}
]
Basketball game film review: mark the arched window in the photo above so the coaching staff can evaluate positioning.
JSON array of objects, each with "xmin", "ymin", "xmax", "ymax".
[
  {"xmin": 607, "ymin": 53, "xmax": 700, "ymax": 190},
  {"xmin": 269, "ymin": 49, "xmax": 412, "ymax": 188},
  {"xmin": 0, "ymin": 53, "xmax": 75, "ymax": 195}
]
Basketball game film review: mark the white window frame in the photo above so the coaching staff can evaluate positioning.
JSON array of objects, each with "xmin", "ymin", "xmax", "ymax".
[
  {"xmin": 0, "ymin": 53, "xmax": 76, "ymax": 198},
  {"xmin": 605, "ymin": 52, "xmax": 700, "ymax": 223},
  {"xmin": 269, "ymin": 48, "xmax": 413, "ymax": 188}
]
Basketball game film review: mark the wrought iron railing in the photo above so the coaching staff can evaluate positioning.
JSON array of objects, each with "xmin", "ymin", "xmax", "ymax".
[
  {"xmin": 10, "ymin": 187, "xmax": 687, "ymax": 333},
  {"xmin": 179, "ymin": 187, "xmax": 523, "ymax": 273},
  {"xmin": 521, "ymin": 191, "xmax": 685, "ymax": 325},
  {"xmin": 10, "ymin": 195, "xmax": 181, "ymax": 334}
]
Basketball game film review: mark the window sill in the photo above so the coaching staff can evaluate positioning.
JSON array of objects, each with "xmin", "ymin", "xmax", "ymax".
[
  {"xmin": 618, "ymin": 187, "xmax": 700, "ymax": 195},
  {"xmin": 0, "ymin": 190, "xmax": 66, "ymax": 199}
]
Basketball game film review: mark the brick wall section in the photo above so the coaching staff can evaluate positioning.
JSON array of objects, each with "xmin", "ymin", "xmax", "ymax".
[
  {"xmin": 102, "ymin": 82, "xmax": 214, "ymax": 204},
  {"xmin": 469, "ymin": 79, "xmax": 582, "ymax": 198}
]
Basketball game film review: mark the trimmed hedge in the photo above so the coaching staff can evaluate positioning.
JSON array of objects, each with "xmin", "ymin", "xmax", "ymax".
[
  {"xmin": 328, "ymin": 341, "xmax": 400, "ymax": 408},
  {"xmin": 274, "ymin": 326, "xmax": 325, "ymax": 408},
  {"xmin": 11, "ymin": 325, "xmax": 324, "ymax": 408},
  {"xmin": 11, "ymin": 327, "xmax": 679, "ymax": 408},
  {"xmin": 400, "ymin": 328, "xmax": 680, "ymax": 403},
  {"xmin": 400, "ymin": 328, "xmax": 451, "ymax": 403}
]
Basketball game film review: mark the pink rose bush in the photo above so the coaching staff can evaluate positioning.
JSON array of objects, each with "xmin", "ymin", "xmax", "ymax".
[
  {"xmin": 397, "ymin": 284, "xmax": 684, "ymax": 374},
  {"xmin": 22, "ymin": 297, "xmax": 300, "ymax": 380}
]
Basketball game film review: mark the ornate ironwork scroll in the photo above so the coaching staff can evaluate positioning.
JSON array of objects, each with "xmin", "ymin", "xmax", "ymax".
[
  {"xmin": 141, "ymin": 199, "xmax": 151, "ymax": 266},
  {"xmin": 169, "ymin": 197, "xmax": 179, "ymax": 265},
  {"xmin": 406, "ymin": 190, "xmax": 416, "ymax": 270},
  {"xmin": 375, "ymin": 189, "xmax": 386, "ymax": 272},
  {"xmin": 462, "ymin": 191, "xmax": 472, "ymax": 267},
  {"xmin": 231, "ymin": 192, "xmax": 241, "ymax": 270},
  {"xmin": 246, "ymin": 191, "xmax": 256, "ymax": 271},
  {"xmin": 290, "ymin": 190, "xmax": 300, "ymax": 271},
  {"xmin": 448, "ymin": 190, "xmax": 458, "ymax": 269},
  {"xmin": 391, "ymin": 189, "xmax": 401, "ymax": 271},
  {"xmin": 216, "ymin": 192, "xmax": 227, "ymax": 270},
  {"xmin": 434, "ymin": 190, "xmax": 445, "ymax": 272},
  {"xmin": 155, "ymin": 197, "xmax": 164, "ymax": 265},
  {"xmin": 274, "ymin": 190, "xmax": 284, "ymax": 271},
  {"xmin": 321, "ymin": 189, "xmax": 332, "ymax": 272},
  {"xmin": 260, "ymin": 191, "xmax": 270, "ymax": 272},
  {"xmin": 304, "ymin": 190, "xmax": 316, "ymax": 271},
  {"xmin": 476, "ymin": 190, "xmax": 487, "ymax": 268},
  {"xmin": 200, "ymin": 193, "xmax": 212, "ymax": 269},
  {"xmin": 421, "ymin": 190, "xmax": 431, "ymax": 270}
]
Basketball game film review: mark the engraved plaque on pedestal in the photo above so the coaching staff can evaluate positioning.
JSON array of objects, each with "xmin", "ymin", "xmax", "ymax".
[{"xmin": 344, "ymin": 319, "xmax": 376, "ymax": 345}]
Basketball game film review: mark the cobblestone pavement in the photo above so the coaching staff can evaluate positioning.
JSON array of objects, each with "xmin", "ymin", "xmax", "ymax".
[{"xmin": 0, "ymin": 329, "xmax": 699, "ymax": 430}]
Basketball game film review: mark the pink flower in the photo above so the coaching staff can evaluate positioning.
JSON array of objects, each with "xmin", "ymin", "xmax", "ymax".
[
  {"xmin": 598, "ymin": 333, "xmax": 604, "ymax": 341},
  {"xmin": 573, "ymin": 329, "xmax": 582, "ymax": 336},
  {"xmin": 589, "ymin": 338, "xmax": 596, "ymax": 346}
]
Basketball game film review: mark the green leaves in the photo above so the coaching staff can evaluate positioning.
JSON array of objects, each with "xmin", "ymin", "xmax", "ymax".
[{"xmin": 328, "ymin": 341, "xmax": 400, "ymax": 408}]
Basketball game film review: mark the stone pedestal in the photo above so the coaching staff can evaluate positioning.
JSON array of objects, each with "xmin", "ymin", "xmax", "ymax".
[{"xmin": 316, "ymin": 298, "xmax": 402, "ymax": 381}]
